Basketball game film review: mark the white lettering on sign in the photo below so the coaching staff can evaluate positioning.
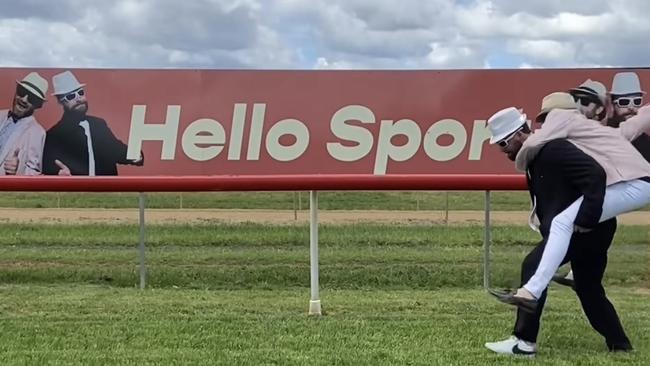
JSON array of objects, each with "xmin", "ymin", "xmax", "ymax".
[
  {"xmin": 127, "ymin": 105, "xmax": 180, "ymax": 160},
  {"xmin": 127, "ymin": 103, "xmax": 495, "ymax": 172},
  {"xmin": 127, "ymin": 103, "xmax": 310, "ymax": 162},
  {"xmin": 374, "ymin": 119, "xmax": 421, "ymax": 175},
  {"xmin": 423, "ymin": 119, "xmax": 466, "ymax": 162},
  {"xmin": 469, "ymin": 120, "xmax": 491, "ymax": 161},
  {"xmin": 228, "ymin": 103, "xmax": 247, "ymax": 160},
  {"xmin": 266, "ymin": 118, "xmax": 310, "ymax": 162},
  {"xmin": 326, "ymin": 105, "xmax": 375, "ymax": 162},
  {"xmin": 181, "ymin": 118, "xmax": 226, "ymax": 162}
]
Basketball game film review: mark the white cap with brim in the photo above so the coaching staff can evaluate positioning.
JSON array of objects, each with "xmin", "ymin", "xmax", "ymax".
[{"xmin": 487, "ymin": 107, "xmax": 527, "ymax": 144}]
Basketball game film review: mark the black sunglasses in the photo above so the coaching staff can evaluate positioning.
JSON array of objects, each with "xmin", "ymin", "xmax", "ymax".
[
  {"xmin": 572, "ymin": 94, "xmax": 600, "ymax": 107},
  {"xmin": 15, "ymin": 85, "xmax": 44, "ymax": 107},
  {"xmin": 61, "ymin": 89, "xmax": 85, "ymax": 101}
]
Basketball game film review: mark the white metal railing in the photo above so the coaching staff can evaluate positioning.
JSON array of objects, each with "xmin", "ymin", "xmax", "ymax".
[{"xmin": 135, "ymin": 190, "xmax": 494, "ymax": 316}]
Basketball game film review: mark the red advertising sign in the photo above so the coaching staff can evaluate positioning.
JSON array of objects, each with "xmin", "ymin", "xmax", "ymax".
[{"xmin": 1, "ymin": 68, "xmax": 648, "ymax": 177}]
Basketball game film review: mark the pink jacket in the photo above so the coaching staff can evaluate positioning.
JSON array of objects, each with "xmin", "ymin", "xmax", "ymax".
[
  {"xmin": 0, "ymin": 109, "xmax": 46, "ymax": 175},
  {"xmin": 515, "ymin": 106, "xmax": 650, "ymax": 185}
]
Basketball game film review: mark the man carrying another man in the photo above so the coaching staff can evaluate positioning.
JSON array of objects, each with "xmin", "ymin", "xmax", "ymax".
[{"xmin": 484, "ymin": 94, "xmax": 633, "ymax": 355}]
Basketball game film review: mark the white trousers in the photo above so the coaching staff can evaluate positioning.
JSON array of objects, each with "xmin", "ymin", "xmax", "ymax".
[{"xmin": 524, "ymin": 178, "xmax": 650, "ymax": 298}]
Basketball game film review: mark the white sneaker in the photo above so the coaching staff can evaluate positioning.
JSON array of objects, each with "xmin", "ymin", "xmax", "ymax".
[{"xmin": 485, "ymin": 336, "xmax": 537, "ymax": 357}]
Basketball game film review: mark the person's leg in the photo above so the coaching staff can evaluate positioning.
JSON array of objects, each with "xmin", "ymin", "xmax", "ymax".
[
  {"xmin": 552, "ymin": 269, "xmax": 575, "ymax": 288},
  {"xmin": 570, "ymin": 219, "xmax": 632, "ymax": 351},
  {"xmin": 486, "ymin": 242, "xmax": 551, "ymax": 355},
  {"xmin": 513, "ymin": 243, "xmax": 550, "ymax": 342},
  {"xmin": 524, "ymin": 179, "xmax": 650, "ymax": 298},
  {"xmin": 522, "ymin": 198, "xmax": 581, "ymax": 298}
]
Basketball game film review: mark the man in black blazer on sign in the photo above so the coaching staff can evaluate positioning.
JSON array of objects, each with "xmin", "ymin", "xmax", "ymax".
[{"xmin": 42, "ymin": 70, "xmax": 143, "ymax": 176}]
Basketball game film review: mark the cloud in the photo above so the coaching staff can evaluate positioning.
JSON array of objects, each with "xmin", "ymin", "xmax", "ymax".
[
  {"xmin": 0, "ymin": 0, "xmax": 650, "ymax": 69},
  {"xmin": 507, "ymin": 40, "xmax": 577, "ymax": 64}
]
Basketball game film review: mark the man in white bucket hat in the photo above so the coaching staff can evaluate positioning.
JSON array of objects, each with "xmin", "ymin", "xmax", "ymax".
[
  {"xmin": 42, "ymin": 70, "xmax": 143, "ymax": 175},
  {"xmin": 483, "ymin": 102, "xmax": 633, "ymax": 355},
  {"xmin": 0, "ymin": 71, "xmax": 48, "ymax": 175}
]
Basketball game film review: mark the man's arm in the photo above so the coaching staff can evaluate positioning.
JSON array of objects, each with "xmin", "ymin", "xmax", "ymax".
[
  {"xmin": 96, "ymin": 118, "xmax": 143, "ymax": 166},
  {"xmin": 619, "ymin": 105, "xmax": 650, "ymax": 141},
  {"xmin": 550, "ymin": 140, "xmax": 607, "ymax": 228}
]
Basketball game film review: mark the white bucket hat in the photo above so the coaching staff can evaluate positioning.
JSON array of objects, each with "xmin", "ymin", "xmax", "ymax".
[
  {"xmin": 611, "ymin": 72, "xmax": 645, "ymax": 96},
  {"xmin": 536, "ymin": 92, "xmax": 578, "ymax": 123},
  {"xmin": 52, "ymin": 70, "xmax": 86, "ymax": 96},
  {"xmin": 487, "ymin": 107, "xmax": 527, "ymax": 144},
  {"xmin": 569, "ymin": 79, "xmax": 608, "ymax": 105},
  {"xmin": 16, "ymin": 72, "xmax": 48, "ymax": 101}
]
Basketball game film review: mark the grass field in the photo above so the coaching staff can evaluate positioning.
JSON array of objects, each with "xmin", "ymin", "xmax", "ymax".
[
  {"xmin": 0, "ymin": 221, "xmax": 647, "ymax": 364},
  {"xmin": 1, "ymin": 285, "xmax": 648, "ymax": 365},
  {"xmin": 0, "ymin": 191, "xmax": 555, "ymax": 210}
]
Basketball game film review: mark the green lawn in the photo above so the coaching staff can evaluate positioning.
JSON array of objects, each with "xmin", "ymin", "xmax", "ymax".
[
  {"xmin": 0, "ymin": 222, "xmax": 647, "ymax": 364},
  {"xmin": 0, "ymin": 285, "xmax": 647, "ymax": 365},
  {"xmin": 0, "ymin": 191, "xmax": 540, "ymax": 210},
  {"xmin": 0, "ymin": 223, "xmax": 646, "ymax": 289}
]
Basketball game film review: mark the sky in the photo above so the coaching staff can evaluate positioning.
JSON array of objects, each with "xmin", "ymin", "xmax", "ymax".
[{"xmin": 1, "ymin": 0, "xmax": 650, "ymax": 70}]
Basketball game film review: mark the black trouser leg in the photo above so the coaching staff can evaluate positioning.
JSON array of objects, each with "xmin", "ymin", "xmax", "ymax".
[{"xmin": 570, "ymin": 219, "xmax": 632, "ymax": 350}]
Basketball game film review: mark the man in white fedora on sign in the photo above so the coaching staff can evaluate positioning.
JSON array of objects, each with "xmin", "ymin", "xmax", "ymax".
[
  {"xmin": 0, "ymin": 72, "xmax": 48, "ymax": 175},
  {"xmin": 42, "ymin": 70, "xmax": 143, "ymax": 175},
  {"xmin": 609, "ymin": 72, "xmax": 645, "ymax": 125},
  {"xmin": 608, "ymin": 72, "xmax": 650, "ymax": 161},
  {"xmin": 568, "ymin": 79, "xmax": 608, "ymax": 122}
]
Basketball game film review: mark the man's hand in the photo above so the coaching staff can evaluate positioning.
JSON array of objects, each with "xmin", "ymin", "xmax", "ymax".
[
  {"xmin": 55, "ymin": 159, "xmax": 71, "ymax": 176},
  {"xmin": 4, "ymin": 148, "xmax": 19, "ymax": 175},
  {"xmin": 574, "ymin": 224, "xmax": 593, "ymax": 233}
]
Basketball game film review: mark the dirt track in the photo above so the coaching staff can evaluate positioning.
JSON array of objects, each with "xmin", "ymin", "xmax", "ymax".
[{"xmin": 0, "ymin": 208, "xmax": 648, "ymax": 225}]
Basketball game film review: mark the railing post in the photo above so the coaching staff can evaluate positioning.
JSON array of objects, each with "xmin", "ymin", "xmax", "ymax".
[
  {"xmin": 483, "ymin": 190, "xmax": 491, "ymax": 289},
  {"xmin": 138, "ymin": 193, "xmax": 147, "ymax": 290},
  {"xmin": 309, "ymin": 190, "xmax": 322, "ymax": 315}
]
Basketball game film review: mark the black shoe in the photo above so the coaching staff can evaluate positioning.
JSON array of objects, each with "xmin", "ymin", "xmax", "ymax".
[
  {"xmin": 488, "ymin": 288, "xmax": 538, "ymax": 314},
  {"xmin": 608, "ymin": 342, "xmax": 633, "ymax": 352},
  {"xmin": 552, "ymin": 274, "xmax": 575, "ymax": 289}
]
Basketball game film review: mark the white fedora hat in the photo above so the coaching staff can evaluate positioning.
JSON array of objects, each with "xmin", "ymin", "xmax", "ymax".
[
  {"xmin": 52, "ymin": 70, "xmax": 86, "ymax": 96},
  {"xmin": 569, "ymin": 79, "xmax": 607, "ymax": 105},
  {"xmin": 611, "ymin": 72, "xmax": 645, "ymax": 96},
  {"xmin": 535, "ymin": 92, "xmax": 577, "ymax": 123},
  {"xmin": 16, "ymin": 72, "xmax": 48, "ymax": 101},
  {"xmin": 487, "ymin": 107, "xmax": 527, "ymax": 144}
]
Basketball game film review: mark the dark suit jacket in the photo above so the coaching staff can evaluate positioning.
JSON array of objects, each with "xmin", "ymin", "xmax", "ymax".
[
  {"xmin": 42, "ymin": 113, "xmax": 142, "ymax": 175},
  {"xmin": 526, "ymin": 139, "xmax": 606, "ymax": 232}
]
